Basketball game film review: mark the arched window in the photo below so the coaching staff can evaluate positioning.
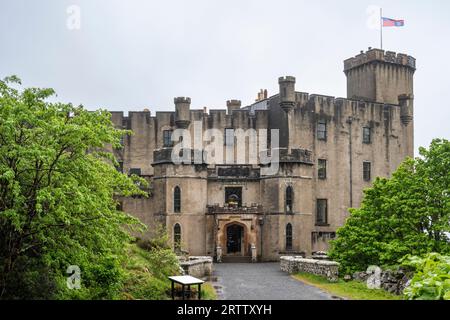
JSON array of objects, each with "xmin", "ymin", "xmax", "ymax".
[
  {"xmin": 174, "ymin": 223, "xmax": 181, "ymax": 251},
  {"xmin": 285, "ymin": 186, "xmax": 293, "ymax": 213},
  {"xmin": 286, "ymin": 223, "xmax": 293, "ymax": 251},
  {"xmin": 174, "ymin": 186, "xmax": 181, "ymax": 213}
]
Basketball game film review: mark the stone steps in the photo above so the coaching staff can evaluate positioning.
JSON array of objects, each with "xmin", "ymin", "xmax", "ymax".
[{"xmin": 221, "ymin": 256, "xmax": 252, "ymax": 263}]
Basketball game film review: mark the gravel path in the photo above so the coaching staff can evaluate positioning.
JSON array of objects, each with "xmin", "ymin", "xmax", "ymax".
[{"xmin": 213, "ymin": 263, "xmax": 334, "ymax": 300}]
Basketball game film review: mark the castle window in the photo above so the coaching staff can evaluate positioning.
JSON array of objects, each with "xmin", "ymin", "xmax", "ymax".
[
  {"xmin": 363, "ymin": 161, "xmax": 372, "ymax": 182},
  {"xmin": 174, "ymin": 186, "xmax": 181, "ymax": 213},
  {"xmin": 285, "ymin": 186, "xmax": 293, "ymax": 213},
  {"xmin": 225, "ymin": 128, "xmax": 234, "ymax": 146},
  {"xmin": 363, "ymin": 127, "xmax": 371, "ymax": 144},
  {"xmin": 225, "ymin": 187, "xmax": 242, "ymax": 207},
  {"xmin": 318, "ymin": 159, "xmax": 327, "ymax": 180},
  {"xmin": 174, "ymin": 223, "xmax": 181, "ymax": 251},
  {"xmin": 129, "ymin": 168, "xmax": 141, "ymax": 176},
  {"xmin": 316, "ymin": 199, "xmax": 328, "ymax": 225},
  {"xmin": 163, "ymin": 130, "xmax": 173, "ymax": 147},
  {"xmin": 286, "ymin": 223, "xmax": 293, "ymax": 251},
  {"xmin": 317, "ymin": 120, "xmax": 327, "ymax": 141}
]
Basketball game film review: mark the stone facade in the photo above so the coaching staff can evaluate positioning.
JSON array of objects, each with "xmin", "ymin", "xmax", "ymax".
[
  {"xmin": 110, "ymin": 48, "xmax": 416, "ymax": 262},
  {"xmin": 280, "ymin": 256, "xmax": 339, "ymax": 282}
]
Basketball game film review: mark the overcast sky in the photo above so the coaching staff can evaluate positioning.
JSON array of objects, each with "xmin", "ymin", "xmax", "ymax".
[{"xmin": 1, "ymin": 0, "xmax": 449, "ymax": 154}]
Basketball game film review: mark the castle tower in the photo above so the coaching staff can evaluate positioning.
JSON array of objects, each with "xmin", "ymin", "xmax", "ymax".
[
  {"xmin": 227, "ymin": 100, "xmax": 241, "ymax": 115},
  {"xmin": 278, "ymin": 76, "xmax": 296, "ymax": 112},
  {"xmin": 278, "ymin": 76, "xmax": 296, "ymax": 152},
  {"xmin": 344, "ymin": 48, "xmax": 416, "ymax": 105},
  {"xmin": 174, "ymin": 97, "xmax": 191, "ymax": 129},
  {"xmin": 345, "ymin": 48, "xmax": 416, "ymax": 158}
]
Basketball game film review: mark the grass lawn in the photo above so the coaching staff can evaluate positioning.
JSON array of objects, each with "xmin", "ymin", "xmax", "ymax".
[
  {"xmin": 293, "ymin": 273, "xmax": 402, "ymax": 300},
  {"xmin": 200, "ymin": 282, "xmax": 217, "ymax": 300}
]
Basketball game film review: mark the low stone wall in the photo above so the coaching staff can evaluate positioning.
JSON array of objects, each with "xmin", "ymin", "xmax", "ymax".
[
  {"xmin": 353, "ymin": 269, "xmax": 412, "ymax": 295},
  {"xmin": 179, "ymin": 256, "xmax": 213, "ymax": 279},
  {"xmin": 280, "ymin": 256, "xmax": 339, "ymax": 282}
]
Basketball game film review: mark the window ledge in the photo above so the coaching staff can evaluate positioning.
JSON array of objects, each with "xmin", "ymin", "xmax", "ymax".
[{"xmin": 315, "ymin": 223, "xmax": 330, "ymax": 227}]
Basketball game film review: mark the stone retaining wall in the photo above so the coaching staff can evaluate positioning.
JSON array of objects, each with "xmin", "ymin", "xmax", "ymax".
[
  {"xmin": 353, "ymin": 269, "xmax": 412, "ymax": 295},
  {"xmin": 179, "ymin": 256, "xmax": 213, "ymax": 279},
  {"xmin": 280, "ymin": 256, "xmax": 339, "ymax": 282}
]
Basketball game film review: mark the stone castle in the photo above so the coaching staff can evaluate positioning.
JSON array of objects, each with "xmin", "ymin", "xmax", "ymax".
[{"xmin": 110, "ymin": 48, "xmax": 416, "ymax": 262}]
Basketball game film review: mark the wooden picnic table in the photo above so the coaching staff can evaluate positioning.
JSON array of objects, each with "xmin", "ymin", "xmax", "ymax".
[{"xmin": 168, "ymin": 275, "xmax": 205, "ymax": 300}]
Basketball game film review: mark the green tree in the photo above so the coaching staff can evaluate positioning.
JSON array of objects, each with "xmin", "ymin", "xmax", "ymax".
[
  {"xmin": 329, "ymin": 139, "xmax": 450, "ymax": 274},
  {"xmin": 0, "ymin": 76, "xmax": 147, "ymax": 299}
]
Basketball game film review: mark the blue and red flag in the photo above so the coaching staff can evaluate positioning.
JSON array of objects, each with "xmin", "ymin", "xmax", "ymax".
[{"xmin": 382, "ymin": 17, "xmax": 405, "ymax": 27}]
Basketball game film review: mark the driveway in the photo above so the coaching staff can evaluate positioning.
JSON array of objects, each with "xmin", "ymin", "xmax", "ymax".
[{"xmin": 213, "ymin": 263, "xmax": 334, "ymax": 300}]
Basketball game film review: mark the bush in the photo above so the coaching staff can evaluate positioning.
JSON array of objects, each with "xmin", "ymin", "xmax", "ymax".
[
  {"xmin": 402, "ymin": 253, "xmax": 450, "ymax": 300},
  {"xmin": 122, "ymin": 243, "xmax": 180, "ymax": 300}
]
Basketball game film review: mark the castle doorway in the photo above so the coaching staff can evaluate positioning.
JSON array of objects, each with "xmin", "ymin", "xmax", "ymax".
[{"xmin": 226, "ymin": 224, "xmax": 243, "ymax": 254}]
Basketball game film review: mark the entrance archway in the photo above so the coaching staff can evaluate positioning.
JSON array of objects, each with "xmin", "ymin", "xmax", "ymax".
[{"xmin": 226, "ymin": 224, "xmax": 244, "ymax": 255}]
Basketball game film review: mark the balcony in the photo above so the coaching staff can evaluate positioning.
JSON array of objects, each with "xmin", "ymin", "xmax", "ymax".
[{"xmin": 206, "ymin": 204, "xmax": 264, "ymax": 215}]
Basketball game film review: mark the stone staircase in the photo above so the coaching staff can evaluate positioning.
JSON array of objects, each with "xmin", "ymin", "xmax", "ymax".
[{"xmin": 221, "ymin": 256, "xmax": 252, "ymax": 263}]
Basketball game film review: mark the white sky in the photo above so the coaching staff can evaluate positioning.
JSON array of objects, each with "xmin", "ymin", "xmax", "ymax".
[{"xmin": 1, "ymin": 0, "xmax": 449, "ymax": 155}]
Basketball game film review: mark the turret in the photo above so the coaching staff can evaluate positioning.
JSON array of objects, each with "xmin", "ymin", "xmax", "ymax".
[
  {"xmin": 344, "ymin": 48, "xmax": 416, "ymax": 105},
  {"xmin": 226, "ymin": 100, "xmax": 241, "ymax": 115},
  {"xmin": 174, "ymin": 97, "xmax": 191, "ymax": 129},
  {"xmin": 278, "ymin": 76, "xmax": 296, "ymax": 113},
  {"xmin": 399, "ymin": 94, "xmax": 414, "ymax": 125}
]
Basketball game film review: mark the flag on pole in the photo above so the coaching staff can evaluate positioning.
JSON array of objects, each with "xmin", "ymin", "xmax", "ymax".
[{"xmin": 382, "ymin": 17, "xmax": 405, "ymax": 27}]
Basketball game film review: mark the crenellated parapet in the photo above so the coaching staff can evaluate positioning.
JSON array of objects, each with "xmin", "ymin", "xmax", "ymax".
[
  {"xmin": 226, "ymin": 100, "xmax": 242, "ymax": 115},
  {"xmin": 277, "ymin": 148, "xmax": 314, "ymax": 164},
  {"xmin": 344, "ymin": 48, "xmax": 416, "ymax": 73},
  {"xmin": 344, "ymin": 48, "xmax": 416, "ymax": 105}
]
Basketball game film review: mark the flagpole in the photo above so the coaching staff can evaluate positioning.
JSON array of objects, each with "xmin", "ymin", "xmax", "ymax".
[{"xmin": 380, "ymin": 8, "xmax": 383, "ymax": 50}]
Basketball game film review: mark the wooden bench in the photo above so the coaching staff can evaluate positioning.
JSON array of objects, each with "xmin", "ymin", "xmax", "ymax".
[{"xmin": 168, "ymin": 275, "xmax": 205, "ymax": 300}]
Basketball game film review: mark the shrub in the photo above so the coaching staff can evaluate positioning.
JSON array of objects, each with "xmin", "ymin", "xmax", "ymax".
[{"xmin": 402, "ymin": 253, "xmax": 450, "ymax": 300}]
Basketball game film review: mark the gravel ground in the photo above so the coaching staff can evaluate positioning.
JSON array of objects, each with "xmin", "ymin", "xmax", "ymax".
[{"xmin": 213, "ymin": 262, "xmax": 334, "ymax": 300}]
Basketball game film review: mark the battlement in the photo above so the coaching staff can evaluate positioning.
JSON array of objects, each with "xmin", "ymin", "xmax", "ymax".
[
  {"xmin": 278, "ymin": 76, "xmax": 296, "ymax": 83},
  {"xmin": 227, "ymin": 100, "xmax": 242, "ymax": 107},
  {"xmin": 344, "ymin": 48, "xmax": 416, "ymax": 72},
  {"xmin": 174, "ymin": 97, "xmax": 191, "ymax": 104}
]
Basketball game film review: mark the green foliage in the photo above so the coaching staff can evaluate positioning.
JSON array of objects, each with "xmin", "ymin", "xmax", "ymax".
[
  {"xmin": 329, "ymin": 139, "xmax": 450, "ymax": 274},
  {"xmin": 402, "ymin": 253, "xmax": 450, "ymax": 300},
  {"xmin": 0, "ymin": 76, "xmax": 152, "ymax": 299},
  {"xmin": 122, "ymin": 243, "xmax": 180, "ymax": 300}
]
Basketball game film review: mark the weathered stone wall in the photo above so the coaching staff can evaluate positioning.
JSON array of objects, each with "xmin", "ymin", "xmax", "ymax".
[
  {"xmin": 353, "ymin": 269, "xmax": 412, "ymax": 295},
  {"xmin": 179, "ymin": 256, "xmax": 213, "ymax": 279},
  {"xmin": 280, "ymin": 256, "xmax": 339, "ymax": 282}
]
